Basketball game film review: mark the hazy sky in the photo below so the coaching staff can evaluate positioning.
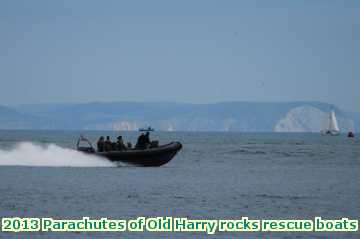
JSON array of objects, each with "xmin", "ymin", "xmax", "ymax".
[{"xmin": 0, "ymin": 1, "xmax": 359, "ymax": 110}]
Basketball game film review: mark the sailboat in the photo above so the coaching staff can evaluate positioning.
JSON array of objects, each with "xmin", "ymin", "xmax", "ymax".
[{"xmin": 321, "ymin": 110, "xmax": 340, "ymax": 136}]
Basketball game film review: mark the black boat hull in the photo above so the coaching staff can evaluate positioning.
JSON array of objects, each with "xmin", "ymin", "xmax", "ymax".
[{"xmin": 93, "ymin": 142, "xmax": 182, "ymax": 167}]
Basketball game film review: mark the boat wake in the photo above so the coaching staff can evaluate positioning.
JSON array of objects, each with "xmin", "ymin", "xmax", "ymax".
[{"xmin": 0, "ymin": 142, "xmax": 115, "ymax": 167}]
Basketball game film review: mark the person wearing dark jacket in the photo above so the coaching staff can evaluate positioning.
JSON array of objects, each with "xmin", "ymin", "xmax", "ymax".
[
  {"xmin": 135, "ymin": 133, "xmax": 146, "ymax": 149},
  {"xmin": 144, "ymin": 132, "xmax": 151, "ymax": 145},
  {"xmin": 97, "ymin": 136, "xmax": 105, "ymax": 152}
]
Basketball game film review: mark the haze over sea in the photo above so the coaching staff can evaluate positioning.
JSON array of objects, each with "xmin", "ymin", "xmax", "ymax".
[{"xmin": 0, "ymin": 130, "xmax": 359, "ymax": 238}]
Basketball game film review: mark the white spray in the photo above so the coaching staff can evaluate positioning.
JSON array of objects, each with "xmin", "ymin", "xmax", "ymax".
[{"xmin": 0, "ymin": 142, "xmax": 115, "ymax": 167}]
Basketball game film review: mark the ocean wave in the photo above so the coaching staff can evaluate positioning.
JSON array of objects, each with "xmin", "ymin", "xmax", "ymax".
[{"xmin": 0, "ymin": 142, "xmax": 115, "ymax": 167}]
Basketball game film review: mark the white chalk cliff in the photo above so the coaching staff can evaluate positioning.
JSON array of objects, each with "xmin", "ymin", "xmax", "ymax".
[{"xmin": 274, "ymin": 106, "xmax": 354, "ymax": 132}]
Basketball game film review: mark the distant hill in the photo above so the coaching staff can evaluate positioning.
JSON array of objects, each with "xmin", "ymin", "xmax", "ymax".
[
  {"xmin": 0, "ymin": 105, "xmax": 47, "ymax": 129},
  {"xmin": 0, "ymin": 101, "xmax": 357, "ymax": 132}
]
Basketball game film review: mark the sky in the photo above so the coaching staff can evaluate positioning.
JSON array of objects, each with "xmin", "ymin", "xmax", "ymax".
[{"xmin": 0, "ymin": 0, "xmax": 359, "ymax": 111}]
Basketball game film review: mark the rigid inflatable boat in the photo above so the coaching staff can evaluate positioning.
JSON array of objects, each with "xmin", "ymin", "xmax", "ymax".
[{"xmin": 76, "ymin": 137, "xmax": 182, "ymax": 167}]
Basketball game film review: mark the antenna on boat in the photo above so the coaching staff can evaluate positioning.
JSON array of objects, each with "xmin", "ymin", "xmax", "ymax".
[{"xmin": 139, "ymin": 126, "xmax": 155, "ymax": 132}]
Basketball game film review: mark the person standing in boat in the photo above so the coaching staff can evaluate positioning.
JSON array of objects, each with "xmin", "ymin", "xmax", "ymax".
[
  {"xmin": 97, "ymin": 136, "xmax": 105, "ymax": 152},
  {"xmin": 144, "ymin": 132, "xmax": 151, "ymax": 146},
  {"xmin": 135, "ymin": 133, "xmax": 146, "ymax": 149}
]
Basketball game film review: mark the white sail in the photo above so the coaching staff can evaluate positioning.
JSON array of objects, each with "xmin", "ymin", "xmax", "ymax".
[
  {"xmin": 329, "ymin": 110, "xmax": 340, "ymax": 132},
  {"xmin": 321, "ymin": 110, "xmax": 340, "ymax": 135}
]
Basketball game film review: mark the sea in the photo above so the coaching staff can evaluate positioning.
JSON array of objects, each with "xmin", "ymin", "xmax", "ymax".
[{"xmin": 0, "ymin": 130, "xmax": 359, "ymax": 239}]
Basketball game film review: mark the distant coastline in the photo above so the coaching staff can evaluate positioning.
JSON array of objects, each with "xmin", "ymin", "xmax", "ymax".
[{"xmin": 0, "ymin": 101, "xmax": 358, "ymax": 132}]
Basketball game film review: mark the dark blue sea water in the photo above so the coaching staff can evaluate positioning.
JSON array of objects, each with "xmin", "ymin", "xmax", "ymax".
[{"xmin": 0, "ymin": 130, "xmax": 359, "ymax": 238}]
